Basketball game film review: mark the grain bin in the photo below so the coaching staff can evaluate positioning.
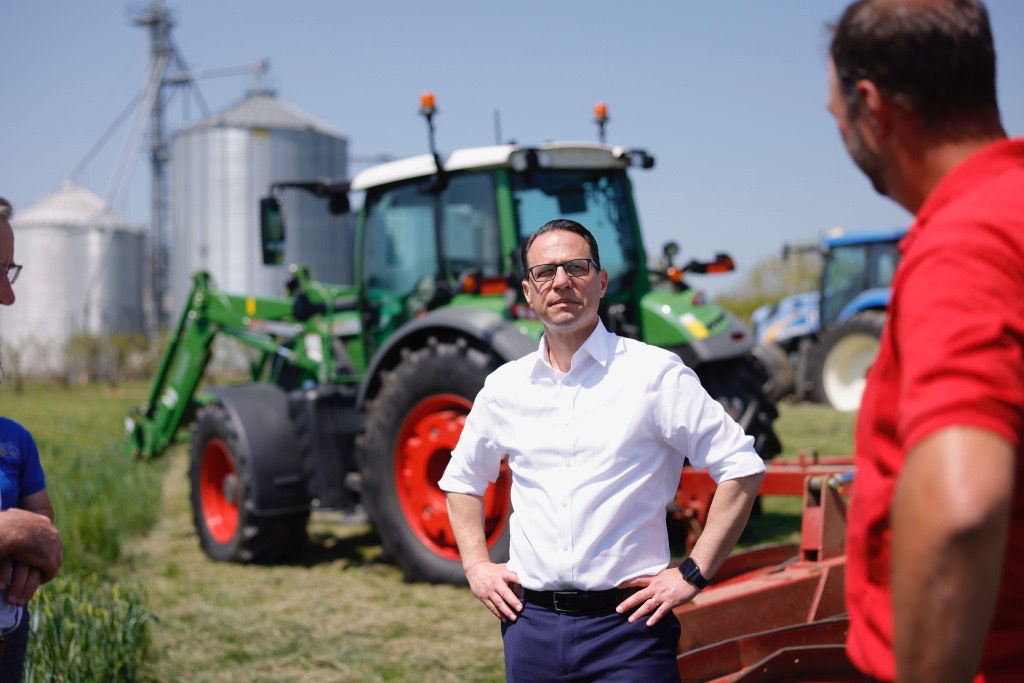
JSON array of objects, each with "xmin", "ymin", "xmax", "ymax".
[
  {"xmin": 0, "ymin": 181, "xmax": 145, "ymax": 372},
  {"xmin": 169, "ymin": 89, "xmax": 352, "ymax": 309}
]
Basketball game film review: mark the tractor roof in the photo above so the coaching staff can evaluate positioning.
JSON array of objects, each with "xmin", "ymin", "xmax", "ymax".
[
  {"xmin": 823, "ymin": 226, "xmax": 908, "ymax": 248},
  {"xmin": 350, "ymin": 141, "xmax": 642, "ymax": 191}
]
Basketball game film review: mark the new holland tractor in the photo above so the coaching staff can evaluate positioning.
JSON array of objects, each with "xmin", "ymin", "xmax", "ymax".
[
  {"xmin": 752, "ymin": 226, "xmax": 906, "ymax": 411},
  {"xmin": 124, "ymin": 97, "xmax": 780, "ymax": 584}
]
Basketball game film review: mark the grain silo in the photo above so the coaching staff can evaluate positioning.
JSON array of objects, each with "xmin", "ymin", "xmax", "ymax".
[
  {"xmin": 169, "ymin": 89, "xmax": 352, "ymax": 309},
  {"xmin": 0, "ymin": 181, "xmax": 145, "ymax": 370}
]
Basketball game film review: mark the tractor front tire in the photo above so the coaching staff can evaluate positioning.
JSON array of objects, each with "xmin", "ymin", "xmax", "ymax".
[
  {"xmin": 812, "ymin": 310, "xmax": 886, "ymax": 412},
  {"xmin": 696, "ymin": 355, "xmax": 782, "ymax": 460},
  {"xmin": 358, "ymin": 338, "xmax": 511, "ymax": 583},
  {"xmin": 189, "ymin": 403, "xmax": 308, "ymax": 563},
  {"xmin": 751, "ymin": 342, "xmax": 795, "ymax": 403}
]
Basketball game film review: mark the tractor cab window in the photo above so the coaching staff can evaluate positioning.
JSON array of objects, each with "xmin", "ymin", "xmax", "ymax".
[
  {"xmin": 363, "ymin": 183, "xmax": 436, "ymax": 296},
  {"xmin": 362, "ymin": 172, "xmax": 502, "ymax": 298},
  {"xmin": 821, "ymin": 244, "xmax": 867, "ymax": 326},
  {"xmin": 441, "ymin": 172, "xmax": 502, "ymax": 280},
  {"xmin": 868, "ymin": 240, "xmax": 900, "ymax": 289},
  {"xmin": 511, "ymin": 169, "xmax": 638, "ymax": 294}
]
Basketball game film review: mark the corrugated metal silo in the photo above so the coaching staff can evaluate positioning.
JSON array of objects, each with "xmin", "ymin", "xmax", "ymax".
[
  {"xmin": 0, "ymin": 181, "xmax": 145, "ymax": 358},
  {"xmin": 170, "ymin": 89, "xmax": 352, "ymax": 309}
]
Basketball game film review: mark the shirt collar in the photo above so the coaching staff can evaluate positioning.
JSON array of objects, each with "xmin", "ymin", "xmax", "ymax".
[
  {"xmin": 532, "ymin": 318, "xmax": 617, "ymax": 378},
  {"xmin": 902, "ymin": 137, "xmax": 1024, "ymax": 253}
]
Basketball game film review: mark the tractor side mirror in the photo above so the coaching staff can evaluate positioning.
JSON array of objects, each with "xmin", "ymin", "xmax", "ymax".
[
  {"xmin": 260, "ymin": 196, "xmax": 286, "ymax": 265},
  {"xmin": 684, "ymin": 252, "xmax": 735, "ymax": 274},
  {"xmin": 327, "ymin": 189, "xmax": 350, "ymax": 215},
  {"xmin": 706, "ymin": 252, "xmax": 735, "ymax": 273}
]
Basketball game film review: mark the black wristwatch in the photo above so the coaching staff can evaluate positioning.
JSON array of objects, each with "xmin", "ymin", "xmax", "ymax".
[{"xmin": 678, "ymin": 557, "xmax": 708, "ymax": 589}]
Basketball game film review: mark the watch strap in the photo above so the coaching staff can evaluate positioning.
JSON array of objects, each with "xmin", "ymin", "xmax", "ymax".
[{"xmin": 678, "ymin": 557, "xmax": 708, "ymax": 589}]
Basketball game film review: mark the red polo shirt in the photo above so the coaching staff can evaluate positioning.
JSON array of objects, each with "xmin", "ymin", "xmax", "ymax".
[{"xmin": 847, "ymin": 138, "xmax": 1024, "ymax": 681}]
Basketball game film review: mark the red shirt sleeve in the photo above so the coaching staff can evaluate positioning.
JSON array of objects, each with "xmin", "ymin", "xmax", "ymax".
[{"xmin": 895, "ymin": 237, "xmax": 1024, "ymax": 452}]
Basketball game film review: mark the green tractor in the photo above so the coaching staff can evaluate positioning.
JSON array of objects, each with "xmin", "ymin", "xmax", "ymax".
[{"xmin": 124, "ymin": 98, "xmax": 780, "ymax": 583}]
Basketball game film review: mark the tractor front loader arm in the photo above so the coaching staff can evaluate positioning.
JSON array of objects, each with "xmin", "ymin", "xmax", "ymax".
[{"xmin": 123, "ymin": 271, "xmax": 323, "ymax": 460}]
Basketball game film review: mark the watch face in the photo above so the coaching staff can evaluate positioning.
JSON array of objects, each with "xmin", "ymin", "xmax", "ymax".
[{"xmin": 680, "ymin": 558, "xmax": 707, "ymax": 588}]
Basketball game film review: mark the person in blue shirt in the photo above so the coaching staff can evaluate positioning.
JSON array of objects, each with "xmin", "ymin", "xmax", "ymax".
[{"xmin": 0, "ymin": 197, "xmax": 60, "ymax": 682}]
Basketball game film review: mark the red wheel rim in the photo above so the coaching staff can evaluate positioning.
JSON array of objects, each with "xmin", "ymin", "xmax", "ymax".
[
  {"xmin": 199, "ymin": 438, "xmax": 240, "ymax": 544},
  {"xmin": 395, "ymin": 393, "xmax": 512, "ymax": 560}
]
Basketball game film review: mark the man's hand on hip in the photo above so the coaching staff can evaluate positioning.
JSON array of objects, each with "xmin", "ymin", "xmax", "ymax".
[
  {"xmin": 615, "ymin": 568, "xmax": 698, "ymax": 626},
  {"xmin": 465, "ymin": 561, "xmax": 522, "ymax": 622}
]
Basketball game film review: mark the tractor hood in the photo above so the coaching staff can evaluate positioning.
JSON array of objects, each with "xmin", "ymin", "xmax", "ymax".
[{"xmin": 640, "ymin": 289, "xmax": 754, "ymax": 366}]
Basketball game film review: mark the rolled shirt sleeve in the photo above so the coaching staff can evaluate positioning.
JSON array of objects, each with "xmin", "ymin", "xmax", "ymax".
[
  {"xmin": 439, "ymin": 380, "xmax": 505, "ymax": 496},
  {"xmin": 650, "ymin": 357, "xmax": 766, "ymax": 483}
]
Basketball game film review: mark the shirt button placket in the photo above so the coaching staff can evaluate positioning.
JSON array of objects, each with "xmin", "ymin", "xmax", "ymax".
[{"xmin": 564, "ymin": 376, "xmax": 576, "ymax": 581}]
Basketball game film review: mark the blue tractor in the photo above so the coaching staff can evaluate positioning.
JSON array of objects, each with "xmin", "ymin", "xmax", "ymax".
[{"xmin": 752, "ymin": 227, "xmax": 906, "ymax": 411}]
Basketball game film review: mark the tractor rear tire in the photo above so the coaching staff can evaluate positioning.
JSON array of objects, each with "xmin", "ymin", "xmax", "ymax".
[
  {"xmin": 696, "ymin": 355, "xmax": 782, "ymax": 460},
  {"xmin": 358, "ymin": 338, "xmax": 510, "ymax": 584},
  {"xmin": 812, "ymin": 310, "xmax": 886, "ymax": 412},
  {"xmin": 189, "ymin": 403, "xmax": 308, "ymax": 563}
]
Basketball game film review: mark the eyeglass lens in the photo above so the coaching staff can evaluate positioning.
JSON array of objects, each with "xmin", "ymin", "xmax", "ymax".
[
  {"xmin": 531, "ymin": 258, "xmax": 592, "ymax": 282},
  {"xmin": 5, "ymin": 264, "xmax": 21, "ymax": 284}
]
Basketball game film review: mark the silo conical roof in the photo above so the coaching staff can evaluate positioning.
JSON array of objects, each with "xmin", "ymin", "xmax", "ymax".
[
  {"xmin": 14, "ymin": 180, "xmax": 139, "ymax": 232},
  {"xmin": 180, "ymin": 89, "xmax": 343, "ymax": 138}
]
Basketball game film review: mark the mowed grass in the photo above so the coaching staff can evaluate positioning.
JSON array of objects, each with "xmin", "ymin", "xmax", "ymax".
[
  {"xmin": 0, "ymin": 384, "xmax": 855, "ymax": 681},
  {"xmin": 126, "ymin": 449, "xmax": 504, "ymax": 682},
  {"xmin": 737, "ymin": 403, "xmax": 857, "ymax": 547}
]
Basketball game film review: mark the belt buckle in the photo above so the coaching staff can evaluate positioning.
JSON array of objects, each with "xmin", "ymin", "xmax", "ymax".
[{"xmin": 552, "ymin": 591, "xmax": 582, "ymax": 615}]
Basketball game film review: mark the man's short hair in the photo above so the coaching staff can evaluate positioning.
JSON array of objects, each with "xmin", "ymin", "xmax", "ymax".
[
  {"xmin": 520, "ymin": 219, "xmax": 602, "ymax": 275},
  {"xmin": 0, "ymin": 197, "xmax": 12, "ymax": 220},
  {"xmin": 830, "ymin": 0, "xmax": 999, "ymax": 131}
]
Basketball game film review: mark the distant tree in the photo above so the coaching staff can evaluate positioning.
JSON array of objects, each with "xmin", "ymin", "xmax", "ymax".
[{"xmin": 715, "ymin": 249, "xmax": 822, "ymax": 323}]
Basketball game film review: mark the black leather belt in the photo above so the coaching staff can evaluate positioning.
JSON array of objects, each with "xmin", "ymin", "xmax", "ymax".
[{"xmin": 522, "ymin": 587, "xmax": 639, "ymax": 615}]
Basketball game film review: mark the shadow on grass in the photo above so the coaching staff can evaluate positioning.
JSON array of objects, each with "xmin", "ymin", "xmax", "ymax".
[
  {"xmin": 298, "ymin": 525, "xmax": 388, "ymax": 568},
  {"xmin": 738, "ymin": 511, "xmax": 802, "ymax": 547},
  {"xmin": 668, "ymin": 504, "xmax": 803, "ymax": 558}
]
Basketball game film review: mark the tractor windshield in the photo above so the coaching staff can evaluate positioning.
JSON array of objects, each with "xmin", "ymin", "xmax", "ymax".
[
  {"xmin": 821, "ymin": 240, "xmax": 900, "ymax": 326},
  {"xmin": 511, "ymin": 169, "xmax": 639, "ymax": 294}
]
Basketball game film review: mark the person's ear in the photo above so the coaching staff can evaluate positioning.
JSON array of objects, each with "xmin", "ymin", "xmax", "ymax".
[
  {"xmin": 522, "ymin": 278, "xmax": 534, "ymax": 308},
  {"xmin": 854, "ymin": 79, "xmax": 890, "ymax": 146}
]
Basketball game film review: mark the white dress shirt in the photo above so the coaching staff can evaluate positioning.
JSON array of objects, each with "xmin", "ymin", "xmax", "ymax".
[{"xmin": 439, "ymin": 319, "xmax": 765, "ymax": 591}]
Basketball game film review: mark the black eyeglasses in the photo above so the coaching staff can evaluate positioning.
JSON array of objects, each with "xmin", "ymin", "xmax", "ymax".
[
  {"xmin": 528, "ymin": 258, "xmax": 597, "ymax": 282},
  {"xmin": 4, "ymin": 264, "xmax": 21, "ymax": 284}
]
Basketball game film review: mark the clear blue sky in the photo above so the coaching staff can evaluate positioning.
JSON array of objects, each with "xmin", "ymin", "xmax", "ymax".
[{"xmin": 4, "ymin": 1, "xmax": 1023, "ymax": 295}]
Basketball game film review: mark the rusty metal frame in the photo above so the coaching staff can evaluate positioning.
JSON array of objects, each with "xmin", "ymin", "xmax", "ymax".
[{"xmin": 673, "ymin": 472, "xmax": 858, "ymax": 682}]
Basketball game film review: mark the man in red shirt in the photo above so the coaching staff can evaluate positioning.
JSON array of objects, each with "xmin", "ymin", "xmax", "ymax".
[{"xmin": 828, "ymin": 1, "xmax": 1024, "ymax": 681}]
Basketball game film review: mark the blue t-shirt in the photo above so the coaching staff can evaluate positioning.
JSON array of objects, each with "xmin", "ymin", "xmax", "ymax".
[{"xmin": 0, "ymin": 419, "xmax": 46, "ymax": 510}]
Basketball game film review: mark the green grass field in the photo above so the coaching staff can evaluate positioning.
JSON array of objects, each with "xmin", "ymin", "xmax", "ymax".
[{"xmin": 0, "ymin": 384, "xmax": 855, "ymax": 681}]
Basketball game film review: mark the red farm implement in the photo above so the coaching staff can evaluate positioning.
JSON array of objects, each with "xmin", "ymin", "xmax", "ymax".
[{"xmin": 672, "ymin": 455, "xmax": 869, "ymax": 682}]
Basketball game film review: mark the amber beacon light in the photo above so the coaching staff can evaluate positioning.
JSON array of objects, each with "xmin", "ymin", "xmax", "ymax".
[
  {"xmin": 593, "ymin": 101, "xmax": 609, "ymax": 142},
  {"xmin": 419, "ymin": 91, "xmax": 437, "ymax": 116}
]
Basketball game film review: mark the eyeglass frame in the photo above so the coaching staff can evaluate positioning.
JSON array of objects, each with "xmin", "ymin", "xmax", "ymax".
[
  {"xmin": 3, "ymin": 264, "xmax": 22, "ymax": 285},
  {"xmin": 527, "ymin": 258, "xmax": 599, "ymax": 283}
]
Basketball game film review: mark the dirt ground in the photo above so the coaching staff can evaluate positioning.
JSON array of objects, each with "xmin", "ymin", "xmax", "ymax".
[{"xmin": 123, "ymin": 449, "xmax": 505, "ymax": 682}]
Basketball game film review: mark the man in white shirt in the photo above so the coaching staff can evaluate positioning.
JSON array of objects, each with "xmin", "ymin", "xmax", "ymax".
[{"xmin": 440, "ymin": 219, "xmax": 765, "ymax": 680}]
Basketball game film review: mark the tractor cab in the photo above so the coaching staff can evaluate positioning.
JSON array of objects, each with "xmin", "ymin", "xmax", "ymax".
[
  {"xmin": 819, "ymin": 227, "xmax": 905, "ymax": 327},
  {"xmin": 349, "ymin": 140, "xmax": 655, "ymax": 353}
]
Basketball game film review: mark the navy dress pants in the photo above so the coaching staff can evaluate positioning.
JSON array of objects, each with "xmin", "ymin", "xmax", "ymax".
[{"xmin": 501, "ymin": 602, "xmax": 680, "ymax": 682}]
